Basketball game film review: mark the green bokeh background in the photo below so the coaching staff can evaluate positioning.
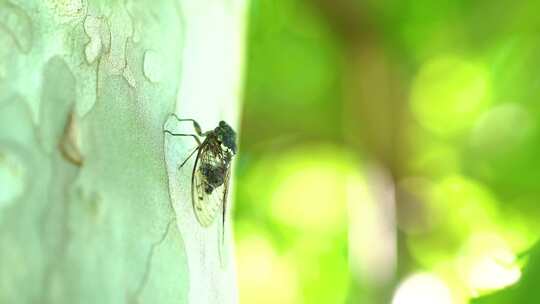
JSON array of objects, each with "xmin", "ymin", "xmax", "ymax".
[{"xmin": 234, "ymin": 1, "xmax": 540, "ymax": 303}]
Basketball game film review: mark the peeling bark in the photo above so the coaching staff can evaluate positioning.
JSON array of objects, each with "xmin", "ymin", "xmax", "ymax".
[{"xmin": 0, "ymin": 0, "xmax": 246, "ymax": 303}]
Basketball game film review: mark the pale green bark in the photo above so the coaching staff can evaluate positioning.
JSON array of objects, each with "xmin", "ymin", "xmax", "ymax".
[{"xmin": 0, "ymin": 0, "xmax": 246, "ymax": 303}]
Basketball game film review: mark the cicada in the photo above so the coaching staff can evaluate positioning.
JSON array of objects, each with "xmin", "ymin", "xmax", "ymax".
[{"xmin": 164, "ymin": 114, "xmax": 237, "ymax": 232}]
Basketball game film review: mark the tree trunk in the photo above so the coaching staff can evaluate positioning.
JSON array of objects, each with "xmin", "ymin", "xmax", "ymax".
[{"xmin": 0, "ymin": 1, "xmax": 247, "ymax": 303}]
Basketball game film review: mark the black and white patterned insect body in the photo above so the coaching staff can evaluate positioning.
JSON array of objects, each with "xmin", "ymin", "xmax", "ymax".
[{"xmin": 164, "ymin": 115, "xmax": 237, "ymax": 228}]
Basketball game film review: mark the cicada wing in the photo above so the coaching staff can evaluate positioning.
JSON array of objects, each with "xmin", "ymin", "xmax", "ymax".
[
  {"xmin": 221, "ymin": 166, "xmax": 231, "ymax": 240},
  {"xmin": 218, "ymin": 166, "xmax": 232, "ymax": 266},
  {"xmin": 191, "ymin": 146, "xmax": 225, "ymax": 227}
]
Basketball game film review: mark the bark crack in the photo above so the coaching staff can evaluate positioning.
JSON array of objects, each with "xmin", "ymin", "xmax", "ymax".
[{"xmin": 128, "ymin": 218, "xmax": 175, "ymax": 303}]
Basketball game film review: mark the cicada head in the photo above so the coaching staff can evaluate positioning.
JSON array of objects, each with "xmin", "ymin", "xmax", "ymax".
[{"xmin": 215, "ymin": 121, "xmax": 237, "ymax": 155}]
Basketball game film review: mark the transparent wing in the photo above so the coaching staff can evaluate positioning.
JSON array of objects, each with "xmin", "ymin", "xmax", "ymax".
[
  {"xmin": 191, "ymin": 145, "xmax": 227, "ymax": 227},
  {"xmin": 219, "ymin": 166, "xmax": 231, "ymax": 265},
  {"xmin": 221, "ymin": 166, "xmax": 231, "ymax": 237}
]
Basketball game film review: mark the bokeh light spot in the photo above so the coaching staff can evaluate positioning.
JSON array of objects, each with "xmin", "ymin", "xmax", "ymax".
[
  {"xmin": 458, "ymin": 233, "xmax": 521, "ymax": 296},
  {"xmin": 236, "ymin": 230, "xmax": 300, "ymax": 304},
  {"xmin": 431, "ymin": 176, "xmax": 498, "ymax": 231},
  {"xmin": 405, "ymin": 175, "xmax": 499, "ymax": 267},
  {"xmin": 392, "ymin": 273, "xmax": 453, "ymax": 304},
  {"xmin": 470, "ymin": 103, "xmax": 534, "ymax": 157},
  {"xmin": 236, "ymin": 146, "xmax": 356, "ymax": 304},
  {"xmin": 269, "ymin": 148, "xmax": 351, "ymax": 234},
  {"xmin": 411, "ymin": 56, "xmax": 491, "ymax": 137}
]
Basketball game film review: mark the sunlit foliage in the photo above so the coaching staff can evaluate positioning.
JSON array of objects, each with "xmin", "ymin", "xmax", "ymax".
[{"xmin": 237, "ymin": 0, "xmax": 540, "ymax": 303}]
